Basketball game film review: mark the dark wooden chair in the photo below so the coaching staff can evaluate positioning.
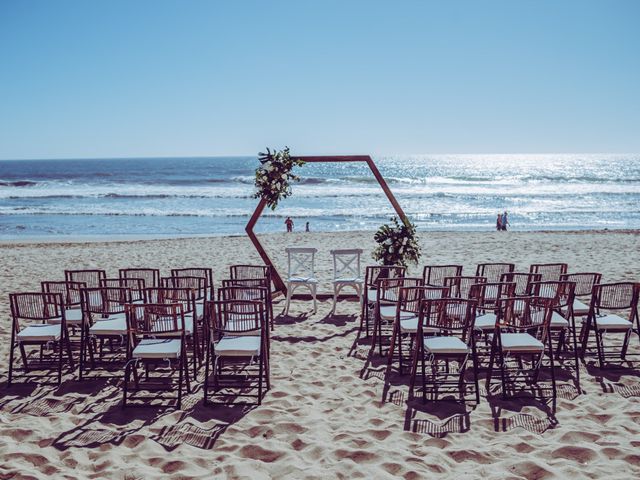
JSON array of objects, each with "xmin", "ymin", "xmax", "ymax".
[
  {"xmin": 8, "ymin": 292, "xmax": 74, "ymax": 385},
  {"xmin": 123, "ymin": 303, "xmax": 190, "ymax": 408}
]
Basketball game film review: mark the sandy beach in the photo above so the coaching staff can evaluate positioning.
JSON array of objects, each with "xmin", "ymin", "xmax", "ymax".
[{"xmin": 1, "ymin": 230, "xmax": 640, "ymax": 479}]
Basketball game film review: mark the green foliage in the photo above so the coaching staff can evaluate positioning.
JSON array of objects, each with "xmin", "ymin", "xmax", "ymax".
[
  {"xmin": 372, "ymin": 216, "xmax": 421, "ymax": 267},
  {"xmin": 254, "ymin": 147, "xmax": 305, "ymax": 210}
]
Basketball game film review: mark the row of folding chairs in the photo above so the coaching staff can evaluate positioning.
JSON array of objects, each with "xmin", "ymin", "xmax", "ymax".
[
  {"xmin": 360, "ymin": 264, "xmax": 640, "ymax": 404},
  {"xmin": 360, "ymin": 262, "xmax": 591, "ymax": 339},
  {"xmin": 7, "ymin": 265, "xmax": 275, "ymax": 408}
]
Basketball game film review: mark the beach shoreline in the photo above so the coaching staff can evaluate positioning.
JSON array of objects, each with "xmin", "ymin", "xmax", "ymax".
[{"xmin": 1, "ymin": 227, "xmax": 639, "ymax": 246}]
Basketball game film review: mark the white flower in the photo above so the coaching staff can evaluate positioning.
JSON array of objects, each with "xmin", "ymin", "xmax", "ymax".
[
  {"xmin": 281, "ymin": 174, "xmax": 287, "ymax": 179},
  {"xmin": 388, "ymin": 246, "xmax": 394, "ymax": 253},
  {"xmin": 276, "ymin": 182, "xmax": 281, "ymax": 189},
  {"xmin": 384, "ymin": 239, "xmax": 392, "ymax": 246},
  {"xmin": 399, "ymin": 246, "xmax": 404, "ymax": 254},
  {"xmin": 402, "ymin": 237, "xmax": 408, "ymax": 245}
]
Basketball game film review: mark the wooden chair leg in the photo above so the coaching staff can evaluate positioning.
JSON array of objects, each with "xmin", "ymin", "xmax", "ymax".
[
  {"xmin": 8, "ymin": 341, "xmax": 15, "ymax": 387},
  {"xmin": 284, "ymin": 284, "xmax": 293, "ymax": 315},
  {"xmin": 258, "ymin": 353, "xmax": 263, "ymax": 405},
  {"xmin": 331, "ymin": 284, "xmax": 339, "ymax": 315},
  {"xmin": 312, "ymin": 284, "xmax": 317, "ymax": 314}
]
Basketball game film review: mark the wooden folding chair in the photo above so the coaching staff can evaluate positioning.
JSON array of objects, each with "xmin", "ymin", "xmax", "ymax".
[
  {"xmin": 204, "ymin": 300, "xmax": 269, "ymax": 405},
  {"xmin": 409, "ymin": 298, "xmax": 480, "ymax": 404},
  {"xmin": 8, "ymin": 292, "xmax": 74, "ymax": 386},
  {"xmin": 123, "ymin": 303, "xmax": 190, "ymax": 408}
]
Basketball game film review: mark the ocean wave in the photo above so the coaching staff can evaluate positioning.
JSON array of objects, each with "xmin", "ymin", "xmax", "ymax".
[
  {"xmin": 2, "ymin": 206, "xmax": 638, "ymax": 219},
  {"xmin": 0, "ymin": 180, "xmax": 38, "ymax": 187}
]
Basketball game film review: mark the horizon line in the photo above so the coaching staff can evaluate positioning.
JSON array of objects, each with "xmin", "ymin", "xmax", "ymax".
[{"xmin": 1, "ymin": 152, "xmax": 638, "ymax": 162}]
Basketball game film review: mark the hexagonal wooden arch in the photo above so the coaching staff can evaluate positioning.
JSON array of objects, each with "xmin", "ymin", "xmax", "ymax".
[{"xmin": 246, "ymin": 155, "xmax": 409, "ymax": 295}]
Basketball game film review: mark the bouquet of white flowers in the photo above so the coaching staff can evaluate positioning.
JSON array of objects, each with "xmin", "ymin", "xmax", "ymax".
[
  {"xmin": 372, "ymin": 216, "xmax": 421, "ymax": 267},
  {"xmin": 254, "ymin": 147, "xmax": 305, "ymax": 210}
]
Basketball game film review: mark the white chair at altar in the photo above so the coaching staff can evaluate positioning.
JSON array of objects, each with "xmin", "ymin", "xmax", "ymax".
[
  {"xmin": 330, "ymin": 249, "xmax": 364, "ymax": 315},
  {"xmin": 284, "ymin": 247, "xmax": 318, "ymax": 315}
]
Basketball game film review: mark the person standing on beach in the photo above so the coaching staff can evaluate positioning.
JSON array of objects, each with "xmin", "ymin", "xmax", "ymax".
[
  {"xmin": 305, "ymin": 221, "xmax": 310, "ymax": 232},
  {"xmin": 285, "ymin": 217, "xmax": 294, "ymax": 232},
  {"xmin": 501, "ymin": 211, "xmax": 509, "ymax": 231},
  {"xmin": 496, "ymin": 214, "xmax": 502, "ymax": 231}
]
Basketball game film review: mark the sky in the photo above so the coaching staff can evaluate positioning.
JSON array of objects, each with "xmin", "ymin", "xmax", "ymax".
[{"xmin": 0, "ymin": 0, "xmax": 639, "ymax": 159}]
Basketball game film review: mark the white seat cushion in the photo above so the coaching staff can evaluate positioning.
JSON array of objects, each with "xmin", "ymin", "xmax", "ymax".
[
  {"xmin": 65, "ymin": 308, "xmax": 83, "ymax": 324},
  {"xmin": 334, "ymin": 277, "xmax": 363, "ymax": 284},
  {"xmin": 474, "ymin": 313, "xmax": 497, "ymax": 331},
  {"xmin": 366, "ymin": 288, "xmax": 378, "ymax": 303},
  {"xmin": 195, "ymin": 302, "xmax": 204, "ymax": 320},
  {"xmin": 132, "ymin": 339, "xmax": 181, "ymax": 359},
  {"xmin": 594, "ymin": 314, "xmax": 633, "ymax": 330},
  {"xmin": 17, "ymin": 324, "xmax": 62, "ymax": 342},
  {"xmin": 48, "ymin": 308, "xmax": 81, "ymax": 325},
  {"xmin": 400, "ymin": 316, "xmax": 418, "ymax": 333},
  {"xmin": 572, "ymin": 299, "xmax": 590, "ymax": 315},
  {"xmin": 561, "ymin": 299, "xmax": 591, "ymax": 317},
  {"xmin": 287, "ymin": 277, "xmax": 318, "ymax": 283},
  {"xmin": 379, "ymin": 305, "xmax": 415, "ymax": 321},
  {"xmin": 89, "ymin": 313, "xmax": 127, "ymax": 335},
  {"xmin": 424, "ymin": 336, "xmax": 469, "ymax": 355},
  {"xmin": 397, "ymin": 316, "xmax": 440, "ymax": 334},
  {"xmin": 181, "ymin": 314, "xmax": 196, "ymax": 334},
  {"xmin": 550, "ymin": 311, "xmax": 569, "ymax": 328},
  {"xmin": 214, "ymin": 336, "xmax": 261, "ymax": 357},
  {"xmin": 500, "ymin": 332, "xmax": 544, "ymax": 352}
]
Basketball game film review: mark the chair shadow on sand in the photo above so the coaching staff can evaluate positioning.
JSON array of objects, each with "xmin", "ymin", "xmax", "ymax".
[
  {"xmin": 584, "ymin": 360, "xmax": 640, "ymax": 397},
  {"xmin": 404, "ymin": 400, "xmax": 472, "ymax": 437},
  {"xmin": 484, "ymin": 378, "xmax": 559, "ymax": 434},
  {"xmin": 1, "ymin": 372, "xmax": 257, "ymax": 451},
  {"xmin": 50, "ymin": 389, "xmax": 256, "ymax": 451},
  {"xmin": 272, "ymin": 310, "xmax": 359, "ymax": 344}
]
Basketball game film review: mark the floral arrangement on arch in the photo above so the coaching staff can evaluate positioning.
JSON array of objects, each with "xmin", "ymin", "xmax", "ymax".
[
  {"xmin": 254, "ymin": 147, "xmax": 305, "ymax": 210},
  {"xmin": 372, "ymin": 216, "xmax": 421, "ymax": 267}
]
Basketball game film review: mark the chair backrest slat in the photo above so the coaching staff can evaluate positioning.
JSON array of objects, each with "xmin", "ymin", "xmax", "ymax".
[
  {"xmin": 41, "ymin": 281, "xmax": 86, "ymax": 308},
  {"xmin": 529, "ymin": 263, "xmax": 568, "ymax": 282},
  {"xmin": 475, "ymin": 263, "xmax": 515, "ymax": 283},
  {"xmin": 500, "ymin": 272, "xmax": 542, "ymax": 297},
  {"xmin": 170, "ymin": 268, "xmax": 214, "ymax": 299},
  {"xmin": 365, "ymin": 266, "xmax": 406, "ymax": 290},
  {"xmin": 10, "ymin": 292, "xmax": 64, "ymax": 325},
  {"xmin": 229, "ymin": 265, "xmax": 270, "ymax": 281},
  {"xmin": 208, "ymin": 300, "xmax": 264, "ymax": 336},
  {"xmin": 126, "ymin": 303, "xmax": 184, "ymax": 336},
  {"xmin": 162, "ymin": 276, "xmax": 206, "ymax": 302},
  {"xmin": 65, "ymin": 269, "xmax": 106, "ymax": 288},
  {"xmin": 422, "ymin": 265, "xmax": 463, "ymax": 287},
  {"xmin": 528, "ymin": 280, "xmax": 575, "ymax": 309},
  {"xmin": 378, "ymin": 277, "xmax": 423, "ymax": 303},
  {"xmin": 560, "ymin": 272, "xmax": 602, "ymax": 298},
  {"xmin": 81, "ymin": 287, "xmax": 131, "ymax": 316},
  {"xmin": 444, "ymin": 276, "xmax": 487, "ymax": 299},
  {"xmin": 420, "ymin": 297, "xmax": 477, "ymax": 341},
  {"xmin": 591, "ymin": 282, "xmax": 639, "ymax": 312},
  {"xmin": 144, "ymin": 287, "xmax": 195, "ymax": 313},
  {"xmin": 101, "ymin": 277, "xmax": 145, "ymax": 302},
  {"xmin": 119, "ymin": 268, "xmax": 160, "ymax": 288}
]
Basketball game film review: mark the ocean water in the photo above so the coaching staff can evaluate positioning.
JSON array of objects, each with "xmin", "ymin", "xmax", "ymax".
[{"xmin": 0, "ymin": 154, "xmax": 639, "ymax": 238}]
